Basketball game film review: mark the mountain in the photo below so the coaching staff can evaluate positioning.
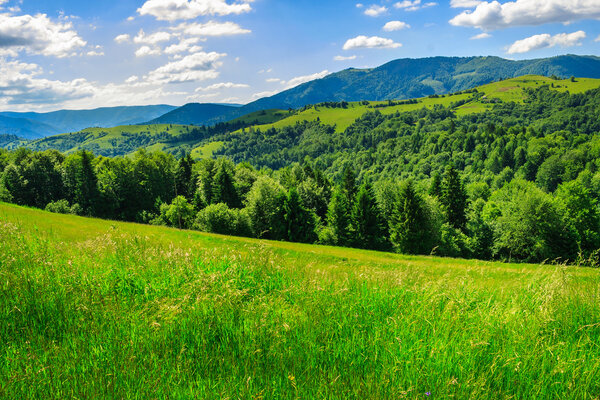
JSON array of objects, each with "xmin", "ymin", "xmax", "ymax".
[
  {"xmin": 147, "ymin": 103, "xmax": 241, "ymax": 126},
  {"xmin": 0, "ymin": 104, "xmax": 177, "ymax": 136},
  {"xmin": 0, "ymin": 115, "xmax": 61, "ymax": 139},
  {"xmin": 152, "ymin": 54, "xmax": 600, "ymax": 126}
]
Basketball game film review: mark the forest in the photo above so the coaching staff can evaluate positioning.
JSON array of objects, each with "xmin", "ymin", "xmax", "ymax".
[{"xmin": 2, "ymin": 84, "xmax": 600, "ymax": 264}]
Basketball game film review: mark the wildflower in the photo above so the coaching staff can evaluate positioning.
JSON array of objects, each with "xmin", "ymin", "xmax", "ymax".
[{"xmin": 425, "ymin": 392, "xmax": 431, "ymax": 396}]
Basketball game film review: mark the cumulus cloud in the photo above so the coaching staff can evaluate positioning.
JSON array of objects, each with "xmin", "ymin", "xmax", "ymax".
[
  {"xmin": 195, "ymin": 82, "xmax": 249, "ymax": 91},
  {"xmin": 470, "ymin": 32, "xmax": 491, "ymax": 39},
  {"xmin": 364, "ymin": 5, "xmax": 388, "ymax": 17},
  {"xmin": 0, "ymin": 58, "xmax": 95, "ymax": 107},
  {"xmin": 394, "ymin": 0, "xmax": 437, "ymax": 11},
  {"xmin": 450, "ymin": 0, "xmax": 482, "ymax": 7},
  {"xmin": 164, "ymin": 38, "xmax": 202, "ymax": 54},
  {"xmin": 135, "ymin": 45, "xmax": 161, "ymax": 57},
  {"xmin": 171, "ymin": 20, "xmax": 251, "ymax": 37},
  {"xmin": 334, "ymin": 55, "xmax": 357, "ymax": 61},
  {"xmin": 383, "ymin": 21, "xmax": 410, "ymax": 31},
  {"xmin": 134, "ymin": 29, "xmax": 173, "ymax": 44},
  {"xmin": 86, "ymin": 50, "xmax": 104, "ymax": 56},
  {"xmin": 0, "ymin": 12, "xmax": 86, "ymax": 57},
  {"xmin": 343, "ymin": 35, "xmax": 402, "ymax": 50},
  {"xmin": 137, "ymin": 0, "xmax": 253, "ymax": 21},
  {"xmin": 251, "ymin": 90, "xmax": 278, "ymax": 100},
  {"xmin": 450, "ymin": 0, "xmax": 600, "ymax": 30},
  {"xmin": 114, "ymin": 34, "xmax": 131, "ymax": 43},
  {"xmin": 507, "ymin": 30, "xmax": 586, "ymax": 54},
  {"xmin": 285, "ymin": 70, "xmax": 329, "ymax": 88},
  {"xmin": 145, "ymin": 51, "xmax": 226, "ymax": 84}
]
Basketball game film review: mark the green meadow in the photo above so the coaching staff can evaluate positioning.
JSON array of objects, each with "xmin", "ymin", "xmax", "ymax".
[{"xmin": 1, "ymin": 202, "xmax": 599, "ymax": 399}]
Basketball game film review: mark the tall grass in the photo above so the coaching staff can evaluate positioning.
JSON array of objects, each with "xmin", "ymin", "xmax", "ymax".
[{"xmin": 1, "ymin": 203, "xmax": 599, "ymax": 399}]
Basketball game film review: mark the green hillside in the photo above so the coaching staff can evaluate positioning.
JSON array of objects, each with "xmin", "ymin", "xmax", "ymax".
[{"xmin": 1, "ymin": 202, "xmax": 599, "ymax": 398}]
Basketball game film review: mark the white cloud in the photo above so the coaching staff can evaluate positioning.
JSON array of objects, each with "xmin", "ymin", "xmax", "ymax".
[
  {"xmin": 356, "ymin": 3, "xmax": 364, "ymax": 8},
  {"xmin": 171, "ymin": 20, "xmax": 251, "ymax": 37},
  {"xmin": 0, "ymin": 12, "xmax": 86, "ymax": 58},
  {"xmin": 383, "ymin": 21, "xmax": 410, "ymax": 31},
  {"xmin": 145, "ymin": 51, "xmax": 226, "ymax": 84},
  {"xmin": 195, "ymin": 82, "xmax": 249, "ymax": 91},
  {"xmin": 127, "ymin": 16, "xmax": 135, "ymax": 21},
  {"xmin": 125, "ymin": 76, "xmax": 139, "ymax": 84},
  {"xmin": 596, "ymin": 35, "xmax": 600, "ymax": 42},
  {"xmin": 137, "ymin": 0, "xmax": 253, "ymax": 21},
  {"xmin": 334, "ymin": 55, "xmax": 357, "ymax": 61},
  {"xmin": 0, "ymin": 58, "xmax": 95, "ymax": 107},
  {"xmin": 470, "ymin": 32, "xmax": 491, "ymax": 39},
  {"xmin": 343, "ymin": 35, "xmax": 402, "ymax": 50},
  {"xmin": 450, "ymin": 0, "xmax": 482, "ymax": 7},
  {"xmin": 135, "ymin": 45, "xmax": 161, "ymax": 57},
  {"xmin": 251, "ymin": 90, "xmax": 278, "ymax": 100},
  {"xmin": 164, "ymin": 38, "xmax": 202, "ymax": 54},
  {"xmin": 266, "ymin": 77, "xmax": 282, "ymax": 82},
  {"xmin": 450, "ymin": 0, "xmax": 600, "ymax": 30},
  {"xmin": 114, "ymin": 34, "xmax": 130, "ymax": 43},
  {"xmin": 285, "ymin": 70, "xmax": 329, "ymax": 89},
  {"xmin": 134, "ymin": 29, "xmax": 173, "ymax": 45},
  {"xmin": 86, "ymin": 50, "xmax": 104, "ymax": 56},
  {"xmin": 507, "ymin": 30, "xmax": 586, "ymax": 54},
  {"xmin": 364, "ymin": 5, "xmax": 388, "ymax": 17},
  {"xmin": 394, "ymin": 0, "xmax": 436, "ymax": 11}
]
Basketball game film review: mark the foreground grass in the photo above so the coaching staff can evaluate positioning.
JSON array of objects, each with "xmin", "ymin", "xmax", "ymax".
[{"xmin": 1, "ymin": 202, "xmax": 599, "ymax": 399}]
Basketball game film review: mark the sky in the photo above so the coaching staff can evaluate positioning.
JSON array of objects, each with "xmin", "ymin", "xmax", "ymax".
[{"xmin": 1, "ymin": 0, "xmax": 599, "ymax": 112}]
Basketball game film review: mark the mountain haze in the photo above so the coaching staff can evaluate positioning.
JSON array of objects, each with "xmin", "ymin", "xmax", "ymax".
[{"xmin": 152, "ymin": 54, "xmax": 600, "ymax": 126}]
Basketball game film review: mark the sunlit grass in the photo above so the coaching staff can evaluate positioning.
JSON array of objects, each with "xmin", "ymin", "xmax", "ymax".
[{"xmin": 1, "ymin": 202, "xmax": 600, "ymax": 399}]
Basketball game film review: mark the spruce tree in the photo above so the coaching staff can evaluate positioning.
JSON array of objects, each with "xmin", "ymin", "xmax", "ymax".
[
  {"xmin": 390, "ymin": 180, "xmax": 432, "ymax": 254},
  {"xmin": 441, "ymin": 165, "xmax": 467, "ymax": 231},
  {"xmin": 211, "ymin": 159, "xmax": 240, "ymax": 208},
  {"xmin": 284, "ymin": 187, "xmax": 317, "ymax": 243},
  {"xmin": 326, "ymin": 185, "xmax": 352, "ymax": 246},
  {"xmin": 429, "ymin": 172, "xmax": 442, "ymax": 198},
  {"xmin": 341, "ymin": 165, "xmax": 357, "ymax": 205},
  {"xmin": 351, "ymin": 180, "xmax": 386, "ymax": 250},
  {"xmin": 175, "ymin": 152, "xmax": 194, "ymax": 200}
]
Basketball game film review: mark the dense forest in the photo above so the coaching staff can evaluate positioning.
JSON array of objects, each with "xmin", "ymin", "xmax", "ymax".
[{"xmin": 2, "ymin": 85, "xmax": 600, "ymax": 265}]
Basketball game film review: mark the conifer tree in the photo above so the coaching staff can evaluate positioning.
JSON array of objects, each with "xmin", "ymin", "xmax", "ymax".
[
  {"xmin": 429, "ymin": 172, "xmax": 442, "ymax": 198},
  {"xmin": 284, "ymin": 187, "xmax": 317, "ymax": 243},
  {"xmin": 390, "ymin": 180, "xmax": 433, "ymax": 254},
  {"xmin": 211, "ymin": 159, "xmax": 240, "ymax": 208},
  {"xmin": 175, "ymin": 152, "xmax": 194, "ymax": 200},
  {"xmin": 351, "ymin": 180, "xmax": 386, "ymax": 250},
  {"xmin": 441, "ymin": 165, "xmax": 467, "ymax": 231},
  {"xmin": 341, "ymin": 165, "xmax": 357, "ymax": 205},
  {"xmin": 326, "ymin": 185, "xmax": 352, "ymax": 246}
]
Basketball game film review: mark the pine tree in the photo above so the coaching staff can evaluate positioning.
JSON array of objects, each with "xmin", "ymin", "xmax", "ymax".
[
  {"xmin": 326, "ymin": 185, "xmax": 352, "ymax": 246},
  {"xmin": 429, "ymin": 172, "xmax": 442, "ymax": 198},
  {"xmin": 211, "ymin": 159, "xmax": 240, "ymax": 208},
  {"xmin": 441, "ymin": 165, "xmax": 467, "ymax": 231},
  {"xmin": 350, "ymin": 180, "xmax": 386, "ymax": 250},
  {"xmin": 341, "ymin": 165, "xmax": 357, "ymax": 205},
  {"xmin": 390, "ymin": 180, "xmax": 432, "ymax": 254},
  {"xmin": 284, "ymin": 187, "xmax": 317, "ymax": 243},
  {"xmin": 175, "ymin": 152, "xmax": 194, "ymax": 200}
]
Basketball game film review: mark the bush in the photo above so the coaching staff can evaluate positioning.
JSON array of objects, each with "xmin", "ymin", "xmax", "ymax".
[
  {"xmin": 45, "ymin": 199, "xmax": 72, "ymax": 214},
  {"xmin": 195, "ymin": 203, "xmax": 251, "ymax": 237}
]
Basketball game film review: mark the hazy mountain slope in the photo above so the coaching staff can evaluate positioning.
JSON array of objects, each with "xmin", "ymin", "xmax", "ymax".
[
  {"xmin": 0, "ymin": 115, "xmax": 61, "ymax": 139},
  {"xmin": 153, "ymin": 55, "xmax": 600, "ymax": 126},
  {"xmin": 0, "ymin": 104, "xmax": 177, "ymax": 135},
  {"xmin": 147, "ymin": 103, "xmax": 241, "ymax": 126}
]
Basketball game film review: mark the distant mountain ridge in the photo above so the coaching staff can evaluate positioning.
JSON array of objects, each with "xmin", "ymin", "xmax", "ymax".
[
  {"xmin": 151, "ymin": 54, "xmax": 600, "ymax": 126},
  {"xmin": 0, "ymin": 104, "xmax": 177, "ymax": 139}
]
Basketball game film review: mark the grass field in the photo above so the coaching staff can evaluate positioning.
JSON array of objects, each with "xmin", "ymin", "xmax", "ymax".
[{"xmin": 1, "ymin": 202, "xmax": 599, "ymax": 399}]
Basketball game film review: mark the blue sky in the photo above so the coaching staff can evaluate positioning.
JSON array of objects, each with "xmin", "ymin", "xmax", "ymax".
[{"xmin": 1, "ymin": 0, "xmax": 599, "ymax": 111}]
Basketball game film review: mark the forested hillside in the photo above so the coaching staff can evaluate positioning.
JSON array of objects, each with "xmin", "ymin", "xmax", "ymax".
[{"xmin": 2, "ymin": 79, "xmax": 600, "ymax": 264}]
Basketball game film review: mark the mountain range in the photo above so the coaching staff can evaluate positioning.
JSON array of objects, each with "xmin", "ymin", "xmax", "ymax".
[
  {"xmin": 2, "ymin": 54, "xmax": 600, "ymax": 139},
  {"xmin": 0, "ymin": 105, "xmax": 177, "ymax": 139}
]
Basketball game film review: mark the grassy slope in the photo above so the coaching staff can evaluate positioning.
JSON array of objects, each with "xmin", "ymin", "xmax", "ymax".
[
  {"xmin": 224, "ymin": 75, "xmax": 600, "ymax": 135},
  {"xmin": 1, "ymin": 202, "xmax": 599, "ymax": 399}
]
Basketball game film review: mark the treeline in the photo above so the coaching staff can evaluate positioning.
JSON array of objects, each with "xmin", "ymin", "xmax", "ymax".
[{"xmin": 1, "ymin": 147, "xmax": 598, "ymax": 265}]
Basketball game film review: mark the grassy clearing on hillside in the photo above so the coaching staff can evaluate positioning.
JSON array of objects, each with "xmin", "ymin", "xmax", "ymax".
[{"xmin": 1, "ymin": 202, "xmax": 600, "ymax": 399}]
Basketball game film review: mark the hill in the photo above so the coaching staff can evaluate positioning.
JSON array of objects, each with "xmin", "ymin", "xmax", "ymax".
[
  {"xmin": 0, "ymin": 114, "xmax": 61, "ymax": 139},
  {"xmin": 8, "ymin": 75, "xmax": 600, "ymax": 158},
  {"xmin": 154, "ymin": 54, "xmax": 600, "ymax": 125},
  {"xmin": 1, "ymin": 201, "xmax": 599, "ymax": 398},
  {"xmin": 147, "ymin": 103, "xmax": 241, "ymax": 126},
  {"xmin": 0, "ymin": 104, "xmax": 177, "ymax": 136}
]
